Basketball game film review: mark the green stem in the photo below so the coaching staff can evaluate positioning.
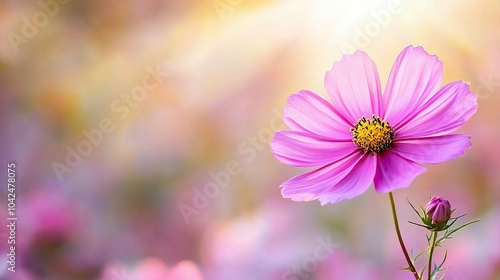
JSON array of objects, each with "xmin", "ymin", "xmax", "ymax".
[
  {"xmin": 427, "ymin": 231, "xmax": 438, "ymax": 280},
  {"xmin": 389, "ymin": 192, "xmax": 420, "ymax": 280}
]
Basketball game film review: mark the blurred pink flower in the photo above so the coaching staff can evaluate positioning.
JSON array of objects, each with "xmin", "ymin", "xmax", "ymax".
[
  {"xmin": 199, "ymin": 202, "xmax": 318, "ymax": 280},
  {"xmin": 100, "ymin": 258, "xmax": 203, "ymax": 280},
  {"xmin": 18, "ymin": 190, "xmax": 79, "ymax": 259},
  {"xmin": 271, "ymin": 45, "xmax": 477, "ymax": 204}
]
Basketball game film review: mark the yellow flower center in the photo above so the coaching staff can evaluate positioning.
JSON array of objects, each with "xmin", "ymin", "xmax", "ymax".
[{"xmin": 350, "ymin": 115, "xmax": 394, "ymax": 153}]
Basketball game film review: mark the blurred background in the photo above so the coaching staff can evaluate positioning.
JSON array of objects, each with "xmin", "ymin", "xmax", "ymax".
[{"xmin": 0, "ymin": 0, "xmax": 499, "ymax": 279}]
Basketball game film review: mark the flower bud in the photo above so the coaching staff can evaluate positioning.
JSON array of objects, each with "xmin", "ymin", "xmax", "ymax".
[{"xmin": 424, "ymin": 197, "xmax": 451, "ymax": 231}]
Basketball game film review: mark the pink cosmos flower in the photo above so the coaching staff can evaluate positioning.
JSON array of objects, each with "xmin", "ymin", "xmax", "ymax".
[{"xmin": 270, "ymin": 46, "xmax": 477, "ymax": 205}]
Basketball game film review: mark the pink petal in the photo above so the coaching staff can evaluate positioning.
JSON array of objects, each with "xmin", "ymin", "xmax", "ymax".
[
  {"xmin": 283, "ymin": 90, "xmax": 352, "ymax": 140},
  {"xmin": 324, "ymin": 50, "xmax": 382, "ymax": 124},
  {"xmin": 393, "ymin": 134, "xmax": 471, "ymax": 164},
  {"xmin": 270, "ymin": 131, "xmax": 356, "ymax": 167},
  {"xmin": 317, "ymin": 153, "xmax": 377, "ymax": 205},
  {"xmin": 395, "ymin": 81, "xmax": 478, "ymax": 138},
  {"xmin": 374, "ymin": 150, "xmax": 426, "ymax": 193},
  {"xmin": 280, "ymin": 151, "xmax": 363, "ymax": 202},
  {"xmin": 383, "ymin": 46, "xmax": 443, "ymax": 127}
]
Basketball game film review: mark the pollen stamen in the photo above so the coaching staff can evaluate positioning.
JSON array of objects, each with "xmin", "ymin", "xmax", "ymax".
[{"xmin": 350, "ymin": 115, "xmax": 394, "ymax": 153}]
